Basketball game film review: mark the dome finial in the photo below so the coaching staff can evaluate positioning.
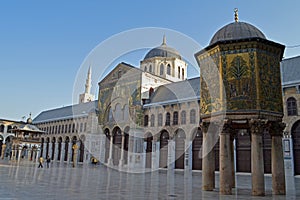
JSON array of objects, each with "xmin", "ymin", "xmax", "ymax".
[
  {"xmin": 234, "ymin": 8, "xmax": 239, "ymax": 22},
  {"xmin": 162, "ymin": 34, "xmax": 166, "ymax": 45}
]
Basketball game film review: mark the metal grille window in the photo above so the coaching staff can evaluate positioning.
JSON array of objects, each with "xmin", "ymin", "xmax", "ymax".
[
  {"xmin": 150, "ymin": 114, "xmax": 155, "ymax": 127},
  {"xmin": 158, "ymin": 113, "xmax": 163, "ymax": 126},
  {"xmin": 190, "ymin": 109, "xmax": 196, "ymax": 124},
  {"xmin": 287, "ymin": 97, "xmax": 297, "ymax": 116},
  {"xmin": 166, "ymin": 112, "xmax": 171, "ymax": 126},
  {"xmin": 173, "ymin": 112, "xmax": 178, "ymax": 125}
]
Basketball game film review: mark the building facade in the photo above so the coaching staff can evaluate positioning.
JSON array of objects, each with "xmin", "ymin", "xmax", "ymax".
[
  {"xmin": 31, "ymin": 11, "xmax": 292, "ymax": 196},
  {"xmin": 281, "ymin": 55, "xmax": 300, "ymax": 175},
  {"xmin": 0, "ymin": 116, "xmax": 43, "ymax": 162},
  {"xmin": 33, "ymin": 69, "xmax": 101, "ymax": 165}
]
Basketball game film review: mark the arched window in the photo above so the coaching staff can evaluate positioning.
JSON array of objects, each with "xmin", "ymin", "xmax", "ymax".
[
  {"xmin": 165, "ymin": 112, "xmax": 171, "ymax": 126},
  {"xmin": 144, "ymin": 66, "xmax": 147, "ymax": 72},
  {"xmin": 160, "ymin": 64, "xmax": 164, "ymax": 75},
  {"xmin": 158, "ymin": 113, "xmax": 163, "ymax": 126},
  {"xmin": 173, "ymin": 111, "xmax": 178, "ymax": 125},
  {"xmin": 0, "ymin": 125, "xmax": 4, "ymax": 132},
  {"xmin": 149, "ymin": 65, "xmax": 152, "ymax": 73},
  {"xmin": 287, "ymin": 97, "xmax": 298, "ymax": 116},
  {"xmin": 190, "ymin": 109, "xmax": 196, "ymax": 124},
  {"xmin": 114, "ymin": 103, "xmax": 122, "ymax": 121},
  {"xmin": 80, "ymin": 123, "xmax": 83, "ymax": 132},
  {"xmin": 181, "ymin": 111, "xmax": 186, "ymax": 125},
  {"xmin": 178, "ymin": 67, "xmax": 181, "ymax": 78},
  {"xmin": 182, "ymin": 69, "xmax": 185, "ymax": 80},
  {"xmin": 167, "ymin": 64, "xmax": 171, "ymax": 75},
  {"xmin": 149, "ymin": 87, "xmax": 154, "ymax": 97},
  {"xmin": 107, "ymin": 107, "xmax": 113, "ymax": 122},
  {"xmin": 144, "ymin": 115, "xmax": 149, "ymax": 127},
  {"xmin": 150, "ymin": 114, "xmax": 155, "ymax": 127},
  {"xmin": 123, "ymin": 105, "xmax": 129, "ymax": 122}
]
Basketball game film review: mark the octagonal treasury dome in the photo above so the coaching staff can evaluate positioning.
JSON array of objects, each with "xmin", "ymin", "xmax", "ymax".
[
  {"xmin": 144, "ymin": 36, "xmax": 182, "ymax": 60},
  {"xmin": 209, "ymin": 21, "xmax": 266, "ymax": 46}
]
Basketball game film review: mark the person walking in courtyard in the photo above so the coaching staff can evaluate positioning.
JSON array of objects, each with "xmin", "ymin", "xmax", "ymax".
[
  {"xmin": 46, "ymin": 155, "xmax": 51, "ymax": 168},
  {"xmin": 38, "ymin": 156, "xmax": 44, "ymax": 168}
]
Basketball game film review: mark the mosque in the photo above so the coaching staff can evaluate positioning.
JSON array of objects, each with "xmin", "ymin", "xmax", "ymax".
[{"xmin": 2, "ymin": 9, "xmax": 299, "ymax": 196}]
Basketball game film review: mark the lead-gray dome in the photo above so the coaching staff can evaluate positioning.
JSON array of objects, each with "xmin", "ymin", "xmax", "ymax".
[
  {"xmin": 144, "ymin": 36, "xmax": 182, "ymax": 60},
  {"xmin": 209, "ymin": 22, "xmax": 266, "ymax": 45}
]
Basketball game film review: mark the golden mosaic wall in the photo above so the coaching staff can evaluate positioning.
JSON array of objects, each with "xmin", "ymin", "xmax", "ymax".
[{"xmin": 197, "ymin": 41, "xmax": 284, "ymax": 116}]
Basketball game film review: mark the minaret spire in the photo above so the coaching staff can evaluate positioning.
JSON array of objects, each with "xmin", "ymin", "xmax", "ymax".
[
  {"xmin": 85, "ymin": 66, "xmax": 92, "ymax": 94},
  {"xmin": 162, "ymin": 34, "xmax": 166, "ymax": 45},
  {"xmin": 79, "ymin": 65, "xmax": 95, "ymax": 103}
]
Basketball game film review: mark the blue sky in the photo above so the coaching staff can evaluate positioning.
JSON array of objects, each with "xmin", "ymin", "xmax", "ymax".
[{"xmin": 1, "ymin": 0, "xmax": 300, "ymax": 121}]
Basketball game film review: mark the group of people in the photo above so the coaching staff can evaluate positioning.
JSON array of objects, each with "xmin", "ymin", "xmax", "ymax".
[{"xmin": 38, "ymin": 155, "xmax": 51, "ymax": 168}]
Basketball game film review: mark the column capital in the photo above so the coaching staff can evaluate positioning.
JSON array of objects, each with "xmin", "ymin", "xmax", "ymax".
[
  {"xmin": 249, "ymin": 119, "xmax": 268, "ymax": 135},
  {"xmin": 200, "ymin": 121, "xmax": 210, "ymax": 133},
  {"xmin": 268, "ymin": 121, "xmax": 285, "ymax": 137},
  {"xmin": 221, "ymin": 120, "xmax": 233, "ymax": 135}
]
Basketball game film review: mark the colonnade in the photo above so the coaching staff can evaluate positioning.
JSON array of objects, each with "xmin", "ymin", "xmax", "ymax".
[{"xmin": 201, "ymin": 119, "xmax": 286, "ymax": 196}]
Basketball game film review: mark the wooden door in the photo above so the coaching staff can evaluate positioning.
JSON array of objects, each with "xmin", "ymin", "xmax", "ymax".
[
  {"xmin": 192, "ymin": 132, "xmax": 202, "ymax": 170},
  {"xmin": 146, "ymin": 136, "xmax": 153, "ymax": 168},
  {"xmin": 263, "ymin": 132, "xmax": 272, "ymax": 174},
  {"xmin": 159, "ymin": 131, "xmax": 169, "ymax": 168},
  {"xmin": 292, "ymin": 121, "xmax": 300, "ymax": 175},
  {"xmin": 175, "ymin": 138, "xmax": 185, "ymax": 169},
  {"xmin": 236, "ymin": 131, "xmax": 251, "ymax": 172}
]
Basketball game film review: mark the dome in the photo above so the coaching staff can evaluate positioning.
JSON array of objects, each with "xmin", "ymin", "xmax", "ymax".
[
  {"xmin": 144, "ymin": 36, "xmax": 182, "ymax": 60},
  {"xmin": 26, "ymin": 113, "xmax": 32, "ymax": 124},
  {"xmin": 27, "ymin": 117, "xmax": 32, "ymax": 124},
  {"xmin": 209, "ymin": 21, "xmax": 266, "ymax": 45}
]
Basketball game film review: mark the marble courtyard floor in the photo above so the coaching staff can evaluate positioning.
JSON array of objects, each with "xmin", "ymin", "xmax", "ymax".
[{"xmin": 0, "ymin": 160, "xmax": 299, "ymax": 200}]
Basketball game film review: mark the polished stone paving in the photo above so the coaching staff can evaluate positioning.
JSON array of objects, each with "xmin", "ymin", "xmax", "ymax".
[{"xmin": 0, "ymin": 160, "xmax": 299, "ymax": 200}]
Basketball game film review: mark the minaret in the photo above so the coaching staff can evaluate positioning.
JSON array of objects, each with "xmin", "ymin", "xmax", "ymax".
[
  {"xmin": 79, "ymin": 66, "xmax": 95, "ymax": 103},
  {"xmin": 85, "ymin": 66, "xmax": 92, "ymax": 94}
]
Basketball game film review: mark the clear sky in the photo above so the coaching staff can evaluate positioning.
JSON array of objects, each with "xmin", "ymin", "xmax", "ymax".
[{"xmin": 1, "ymin": 0, "xmax": 300, "ymax": 121}]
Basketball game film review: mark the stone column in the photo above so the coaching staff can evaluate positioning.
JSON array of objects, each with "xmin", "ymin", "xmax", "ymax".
[
  {"xmin": 269, "ymin": 122, "xmax": 286, "ymax": 195},
  {"xmin": 43, "ymin": 142, "xmax": 47, "ymax": 158},
  {"xmin": 28, "ymin": 148, "xmax": 32, "ymax": 161},
  {"xmin": 108, "ymin": 135, "xmax": 114, "ymax": 166},
  {"xmin": 49, "ymin": 143, "xmax": 53, "ymax": 159},
  {"xmin": 250, "ymin": 119, "xmax": 266, "ymax": 196},
  {"xmin": 68, "ymin": 142, "xmax": 72, "ymax": 163},
  {"xmin": 219, "ymin": 122, "xmax": 232, "ymax": 195},
  {"xmin": 11, "ymin": 148, "xmax": 15, "ymax": 160},
  {"xmin": 119, "ymin": 133, "xmax": 125, "ymax": 167},
  {"xmin": 60, "ymin": 142, "xmax": 65, "ymax": 162},
  {"xmin": 35, "ymin": 149, "xmax": 40, "ymax": 163},
  {"xmin": 18, "ymin": 147, "xmax": 22, "ymax": 163},
  {"xmin": 201, "ymin": 122, "xmax": 215, "ymax": 191},
  {"xmin": 54, "ymin": 142, "xmax": 59, "ymax": 162},
  {"xmin": 72, "ymin": 143, "xmax": 78, "ymax": 168},
  {"xmin": 1, "ymin": 144, "xmax": 6, "ymax": 159},
  {"xmin": 168, "ymin": 140, "xmax": 175, "ymax": 170}
]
